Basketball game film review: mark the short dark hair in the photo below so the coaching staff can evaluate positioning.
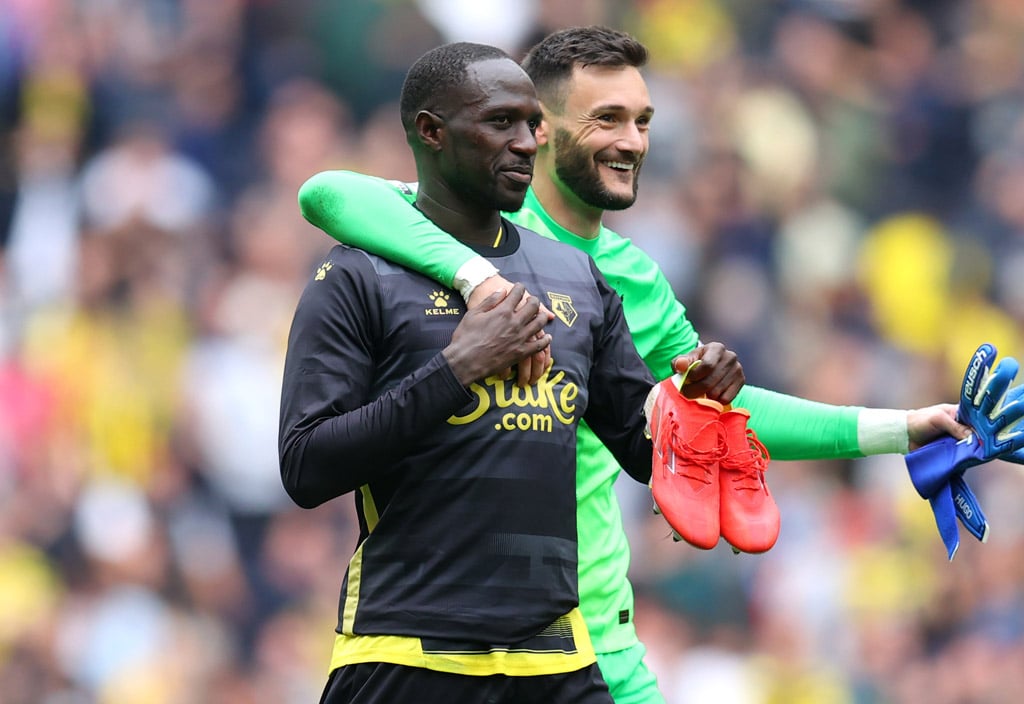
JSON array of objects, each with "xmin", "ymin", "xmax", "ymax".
[
  {"xmin": 399, "ymin": 42, "xmax": 512, "ymax": 133},
  {"xmin": 521, "ymin": 26, "xmax": 648, "ymax": 114}
]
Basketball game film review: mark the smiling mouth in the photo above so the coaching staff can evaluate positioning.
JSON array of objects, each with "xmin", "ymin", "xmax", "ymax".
[{"xmin": 600, "ymin": 160, "xmax": 636, "ymax": 173}]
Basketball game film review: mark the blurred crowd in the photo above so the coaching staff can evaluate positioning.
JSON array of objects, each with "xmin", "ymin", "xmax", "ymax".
[{"xmin": 1, "ymin": 0, "xmax": 1023, "ymax": 702}]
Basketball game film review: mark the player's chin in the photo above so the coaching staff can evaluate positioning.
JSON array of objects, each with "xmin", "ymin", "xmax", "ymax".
[
  {"xmin": 495, "ymin": 188, "xmax": 529, "ymax": 213},
  {"xmin": 597, "ymin": 177, "xmax": 637, "ymax": 206},
  {"xmin": 600, "ymin": 188, "xmax": 638, "ymax": 211}
]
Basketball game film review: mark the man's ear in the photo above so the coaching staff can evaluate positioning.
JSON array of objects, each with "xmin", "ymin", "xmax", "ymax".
[
  {"xmin": 535, "ymin": 103, "xmax": 551, "ymax": 146},
  {"xmin": 414, "ymin": 110, "xmax": 444, "ymax": 151}
]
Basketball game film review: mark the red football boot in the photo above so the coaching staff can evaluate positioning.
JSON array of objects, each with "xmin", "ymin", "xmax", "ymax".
[
  {"xmin": 718, "ymin": 407, "xmax": 780, "ymax": 554},
  {"xmin": 645, "ymin": 377, "xmax": 727, "ymax": 550}
]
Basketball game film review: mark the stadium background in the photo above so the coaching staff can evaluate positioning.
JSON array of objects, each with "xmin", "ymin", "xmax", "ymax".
[{"xmin": 1, "ymin": 0, "xmax": 1023, "ymax": 701}]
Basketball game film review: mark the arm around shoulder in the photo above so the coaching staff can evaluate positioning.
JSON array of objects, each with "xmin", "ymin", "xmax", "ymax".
[{"xmin": 298, "ymin": 169, "xmax": 484, "ymax": 289}]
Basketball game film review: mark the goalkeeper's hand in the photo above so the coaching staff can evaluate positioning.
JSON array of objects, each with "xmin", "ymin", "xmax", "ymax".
[{"xmin": 906, "ymin": 342, "xmax": 1024, "ymax": 559}]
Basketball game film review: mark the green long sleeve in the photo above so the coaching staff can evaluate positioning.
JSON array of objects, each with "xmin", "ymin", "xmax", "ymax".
[
  {"xmin": 298, "ymin": 170, "xmax": 475, "ymax": 287},
  {"xmin": 298, "ymin": 169, "xmax": 870, "ymax": 462},
  {"xmin": 734, "ymin": 385, "xmax": 864, "ymax": 460}
]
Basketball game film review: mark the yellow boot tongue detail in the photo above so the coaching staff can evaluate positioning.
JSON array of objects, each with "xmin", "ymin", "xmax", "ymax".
[{"xmin": 673, "ymin": 359, "xmax": 703, "ymax": 390}]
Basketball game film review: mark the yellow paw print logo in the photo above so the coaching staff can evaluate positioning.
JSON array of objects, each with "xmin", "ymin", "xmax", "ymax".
[
  {"xmin": 429, "ymin": 291, "xmax": 450, "ymax": 308},
  {"xmin": 314, "ymin": 261, "xmax": 333, "ymax": 281}
]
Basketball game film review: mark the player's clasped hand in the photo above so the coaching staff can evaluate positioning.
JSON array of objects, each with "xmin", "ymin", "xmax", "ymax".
[
  {"xmin": 467, "ymin": 274, "xmax": 554, "ymax": 387},
  {"xmin": 444, "ymin": 283, "xmax": 552, "ymax": 386},
  {"xmin": 671, "ymin": 342, "xmax": 745, "ymax": 404}
]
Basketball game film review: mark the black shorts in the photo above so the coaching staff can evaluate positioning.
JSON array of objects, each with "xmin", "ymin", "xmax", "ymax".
[{"xmin": 319, "ymin": 661, "xmax": 613, "ymax": 704}]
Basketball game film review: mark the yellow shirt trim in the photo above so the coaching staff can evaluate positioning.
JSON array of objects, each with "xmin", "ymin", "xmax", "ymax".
[
  {"xmin": 340, "ymin": 543, "xmax": 363, "ymax": 634},
  {"xmin": 359, "ymin": 485, "xmax": 379, "ymax": 531},
  {"xmin": 328, "ymin": 607, "xmax": 595, "ymax": 677}
]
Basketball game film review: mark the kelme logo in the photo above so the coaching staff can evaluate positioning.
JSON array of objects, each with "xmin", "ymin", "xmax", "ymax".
[
  {"xmin": 314, "ymin": 261, "xmax": 332, "ymax": 281},
  {"xmin": 426, "ymin": 290, "xmax": 461, "ymax": 316}
]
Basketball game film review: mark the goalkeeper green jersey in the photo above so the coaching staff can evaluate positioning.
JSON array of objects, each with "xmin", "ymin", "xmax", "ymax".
[
  {"xmin": 509, "ymin": 190, "xmax": 693, "ymax": 652},
  {"xmin": 298, "ymin": 171, "xmax": 866, "ymax": 655}
]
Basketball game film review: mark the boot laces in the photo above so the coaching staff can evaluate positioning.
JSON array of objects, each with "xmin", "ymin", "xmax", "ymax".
[
  {"xmin": 722, "ymin": 429, "xmax": 770, "ymax": 491},
  {"xmin": 658, "ymin": 412, "xmax": 727, "ymax": 484}
]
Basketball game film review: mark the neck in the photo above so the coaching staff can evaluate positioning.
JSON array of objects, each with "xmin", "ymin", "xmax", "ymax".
[
  {"xmin": 530, "ymin": 171, "xmax": 603, "ymax": 240},
  {"xmin": 415, "ymin": 186, "xmax": 504, "ymax": 247}
]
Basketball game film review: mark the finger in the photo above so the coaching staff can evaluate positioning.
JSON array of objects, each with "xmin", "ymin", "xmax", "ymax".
[
  {"xmin": 536, "ymin": 338, "xmax": 551, "ymax": 374},
  {"xmin": 506, "ymin": 283, "xmax": 529, "ymax": 309},
  {"xmin": 695, "ymin": 342, "xmax": 735, "ymax": 373},
  {"xmin": 498, "ymin": 283, "xmax": 528, "ymax": 313},
  {"xmin": 519, "ymin": 295, "xmax": 542, "ymax": 321},
  {"xmin": 992, "ymin": 396, "xmax": 1024, "ymax": 434},
  {"xmin": 962, "ymin": 343, "xmax": 997, "ymax": 410},
  {"xmin": 680, "ymin": 360, "xmax": 720, "ymax": 396},
  {"xmin": 940, "ymin": 416, "xmax": 973, "ymax": 441},
  {"xmin": 532, "ymin": 354, "xmax": 548, "ymax": 382},
  {"xmin": 511, "ymin": 336, "xmax": 550, "ymax": 374},
  {"xmin": 687, "ymin": 364, "xmax": 743, "ymax": 403},
  {"xmin": 516, "ymin": 354, "xmax": 533, "ymax": 387},
  {"xmin": 531, "ymin": 333, "xmax": 552, "ymax": 353},
  {"xmin": 512, "ymin": 324, "xmax": 550, "ymax": 387},
  {"xmin": 982, "ymin": 357, "xmax": 1019, "ymax": 418},
  {"xmin": 510, "ymin": 289, "xmax": 555, "ymax": 321},
  {"xmin": 679, "ymin": 360, "xmax": 714, "ymax": 385},
  {"xmin": 713, "ymin": 377, "xmax": 744, "ymax": 405},
  {"xmin": 679, "ymin": 378, "xmax": 710, "ymax": 399},
  {"xmin": 931, "ymin": 404, "xmax": 971, "ymax": 440},
  {"xmin": 671, "ymin": 354, "xmax": 699, "ymax": 375},
  {"xmin": 521, "ymin": 308, "xmax": 550, "ymax": 339},
  {"xmin": 512, "ymin": 287, "xmax": 533, "ymax": 312},
  {"xmin": 510, "ymin": 293, "xmax": 541, "ymax": 325},
  {"xmin": 713, "ymin": 378, "xmax": 744, "ymax": 404},
  {"xmin": 524, "ymin": 338, "xmax": 550, "ymax": 386},
  {"xmin": 694, "ymin": 343, "xmax": 722, "ymax": 367}
]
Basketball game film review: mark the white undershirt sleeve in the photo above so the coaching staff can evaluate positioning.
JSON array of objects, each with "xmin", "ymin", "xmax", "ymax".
[
  {"xmin": 453, "ymin": 257, "xmax": 500, "ymax": 301},
  {"xmin": 858, "ymin": 408, "xmax": 910, "ymax": 455}
]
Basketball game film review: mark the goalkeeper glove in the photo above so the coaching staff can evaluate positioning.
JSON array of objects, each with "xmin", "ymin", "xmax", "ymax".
[
  {"xmin": 906, "ymin": 342, "xmax": 1024, "ymax": 559},
  {"xmin": 957, "ymin": 342, "xmax": 1024, "ymax": 462},
  {"xmin": 906, "ymin": 435, "xmax": 991, "ymax": 559}
]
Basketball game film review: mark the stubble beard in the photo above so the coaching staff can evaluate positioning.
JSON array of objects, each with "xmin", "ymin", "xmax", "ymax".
[{"xmin": 552, "ymin": 129, "xmax": 640, "ymax": 211}]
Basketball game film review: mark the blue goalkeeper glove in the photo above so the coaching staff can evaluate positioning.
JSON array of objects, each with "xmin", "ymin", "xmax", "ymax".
[
  {"xmin": 905, "ymin": 343, "xmax": 1024, "ymax": 559},
  {"xmin": 907, "ymin": 435, "xmax": 991, "ymax": 559},
  {"xmin": 957, "ymin": 343, "xmax": 1024, "ymax": 462}
]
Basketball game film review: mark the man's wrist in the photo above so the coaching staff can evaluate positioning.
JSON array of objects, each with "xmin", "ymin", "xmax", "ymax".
[
  {"xmin": 858, "ymin": 408, "xmax": 910, "ymax": 455},
  {"xmin": 453, "ymin": 257, "xmax": 500, "ymax": 301}
]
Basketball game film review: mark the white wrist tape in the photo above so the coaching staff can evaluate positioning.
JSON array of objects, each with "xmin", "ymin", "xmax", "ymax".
[
  {"xmin": 858, "ymin": 408, "xmax": 910, "ymax": 455},
  {"xmin": 453, "ymin": 257, "xmax": 500, "ymax": 301}
]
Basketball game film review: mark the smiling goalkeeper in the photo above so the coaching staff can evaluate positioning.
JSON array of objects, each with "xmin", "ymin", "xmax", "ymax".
[{"xmin": 297, "ymin": 26, "xmax": 977, "ymax": 704}]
